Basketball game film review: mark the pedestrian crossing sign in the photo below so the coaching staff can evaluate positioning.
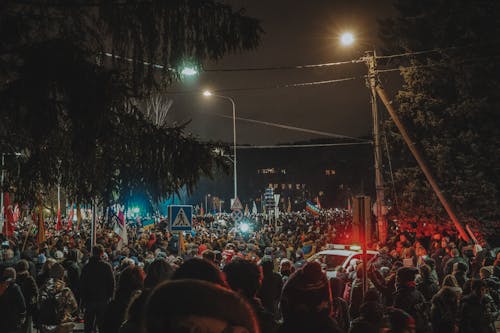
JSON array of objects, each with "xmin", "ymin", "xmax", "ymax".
[{"xmin": 169, "ymin": 205, "xmax": 193, "ymax": 232}]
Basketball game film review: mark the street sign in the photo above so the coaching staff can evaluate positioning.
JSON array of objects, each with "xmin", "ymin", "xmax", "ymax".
[
  {"xmin": 169, "ymin": 205, "xmax": 192, "ymax": 232},
  {"xmin": 231, "ymin": 197, "xmax": 243, "ymax": 211},
  {"xmin": 231, "ymin": 209, "xmax": 243, "ymax": 222}
]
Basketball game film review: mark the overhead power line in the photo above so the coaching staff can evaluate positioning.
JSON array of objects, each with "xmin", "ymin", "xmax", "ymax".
[
  {"xmin": 204, "ymin": 112, "xmax": 369, "ymax": 142},
  {"xmin": 235, "ymin": 142, "xmax": 372, "ymax": 149}
]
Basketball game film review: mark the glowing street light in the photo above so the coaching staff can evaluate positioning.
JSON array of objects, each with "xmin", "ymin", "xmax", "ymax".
[
  {"xmin": 202, "ymin": 90, "xmax": 238, "ymax": 201},
  {"xmin": 181, "ymin": 67, "xmax": 198, "ymax": 76},
  {"xmin": 340, "ymin": 32, "xmax": 355, "ymax": 46}
]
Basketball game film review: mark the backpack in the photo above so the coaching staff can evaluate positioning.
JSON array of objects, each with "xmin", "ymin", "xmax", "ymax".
[{"xmin": 38, "ymin": 291, "xmax": 62, "ymax": 325}]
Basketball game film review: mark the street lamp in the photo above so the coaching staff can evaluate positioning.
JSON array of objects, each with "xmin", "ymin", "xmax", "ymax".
[
  {"xmin": 339, "ymin": 32, "xmax": 387, "ymax": 242},
  {"xmin": 340, "ymin": 32, "xmax": 355, "ymax": 46},
  {"xmin": 203, "ymin": 90, "xmax": 238, "ymax": 201}
]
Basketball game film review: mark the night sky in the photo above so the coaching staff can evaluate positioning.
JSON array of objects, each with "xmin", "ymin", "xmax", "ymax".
[{"xmin": 167, "ymin": 0, "xmax": 396, "ymax": 145}]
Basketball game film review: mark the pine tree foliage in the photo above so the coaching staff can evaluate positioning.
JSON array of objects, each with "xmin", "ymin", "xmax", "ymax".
[
  {"xmin": 0, "ymin": 0, "xmax": 262, "ymax": 205},
  {"xmin": 379, "ymin": 0, "xmax": 500, "ymax": 223}
]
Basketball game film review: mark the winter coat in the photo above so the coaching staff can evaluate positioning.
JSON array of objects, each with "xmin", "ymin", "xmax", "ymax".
[
  {"xmin": 38, "ymin": 278, "xmax": 78, "ymax": 326},
  {"xmin": 16, "ymin": 271, "xmax": 39, "ymax": 316},
  {"xmin": 417, "ymin": 278, "xmax": 439, "ymax": 301},
  {"xmin": 431, "ymin": 287, "xmax": 458, "ymax": 333},
  {"xmin": 393, "ymin": 284, "xmax": 431, "ymax": 333},
  {"xmin": 0, "ymin": 280, "xmax": 26, "ymax": 332},
  {"xmin": 62, "ymin": 259, "xmax": 81, "ymax": 302},
  {"xmin": 459, "ymin": 293, "xmax": 497, "ymax": 333},
  {"xmin": 80, "ymin": 256, "xmax": 115, "ymax": 305}
]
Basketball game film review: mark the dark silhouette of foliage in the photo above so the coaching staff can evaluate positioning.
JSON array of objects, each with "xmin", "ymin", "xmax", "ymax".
[
  {"xmin": 0, "ymin": 0, "xmax": 262, "ymax": 205},
  {"xmin": 379, "ymin": 0, "xmax": 500, "ymax": 223}
]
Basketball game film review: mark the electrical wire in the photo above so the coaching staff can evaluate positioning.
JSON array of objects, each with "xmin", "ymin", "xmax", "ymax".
[
  {"xmin": 235, "ymin": 142, "xmax": 372, "ymax": 149},
  {"xmin": 202, "ymin": 112, "xmax": 369, "ymax": 142}
]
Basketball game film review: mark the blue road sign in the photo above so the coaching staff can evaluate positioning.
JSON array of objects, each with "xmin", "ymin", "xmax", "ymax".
[{"xmin": 169, "ymin": 205, "xmax": 193, "ymax": 232}]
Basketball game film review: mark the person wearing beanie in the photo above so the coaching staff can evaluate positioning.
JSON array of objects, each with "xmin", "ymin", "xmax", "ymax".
[
  {"xmin": 224, "ymin": 259, "xmax": 276, "ymax": 333},
  {"xmin": 0, "ymin": 267, "xmax": 26, "ymax": 333},
  {"xmin": 349, "ymin": 301, "xmax": 385, "ymax": 333},
  {"xmin": 279, "ymin": 261, "xmax": 343, "ymax": 333},
  {"xmin": 431, "ymin": 286, "xmax": 459, "ymax": 333},
  {"xmin": 393, "ymin": 267, "xmax": 431, "ymax": 333},
  {"xmin": 416, "ymin": 264, "xmax": 439, "ymax": 301},
  {"xmin": 144, "ymin": 279, "xmax": 260, "ymax": 333},
  {"xmin": 16, "ymin": 259, "xmax": 38, "ymax": 333},
  {"xmin": 38, "ymin": 262, "xmax": 78, "ymax": 332}
]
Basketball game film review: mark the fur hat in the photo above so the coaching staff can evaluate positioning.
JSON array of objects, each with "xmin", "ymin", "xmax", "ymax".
[
  {"xmin": 144, "ymin": 279, "xmax": 259, "ymax": 333},
  {"xmin": 281, "ymin": 261, "xmax": 331, "ymax": 319}
]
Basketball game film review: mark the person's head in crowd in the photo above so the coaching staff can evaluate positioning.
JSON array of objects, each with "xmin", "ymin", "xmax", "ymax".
[
  {"xmin": 391, "ymin": 261, "xmax": 404, "ymax": 273},
  {"xmin": 223, "ymin": 259, "xmax": 261, "ymax": 300},
  {"xmin": 329, "ymin": 277, "xmax": 344, "ymax": 298},
  {"xmin": 363, "ymin": 288, "xmax": 381, "ymax": 304},
  {"xmin": 173, "ymin": 258, "xmax": 226, "ymax": 286},
  {"xmin": 202, "ymin": 250, "xmax": 216, "ymax": 263},
  {"xmin": 359, "ymin": 301, "xmax": 385, "ymax": 325},
  {"xmin": 453, "ymin": 262, "xmax": 467, "ymax": 274},
  {"xmin": 67, "ymin": 248, "xmax": 79, "ymax": 262},
  {"xmin": 2, "ymin": 267, "xmax": 16, "ymax": 282},
  {"xmin": 385, "ymin": 307, "xmax": 416, "ymax": 333},
  {"xmin": 419, "ymin": 264, "xmax": 432, "ymax": 281},
  {"xmin": 396, "ymin": 267, "xmax": 418, "ymax": 288},
  {"xmin": 144, "ymin": 279, "xmax": 259, "ymax": 333},
  {"xmin": 92, "ymin": 244, "xmax": 105, "ymax": 258},
  {"xmin": 144, "ymin": 259, "xmax": 173, "ymax": 289},
  {"xmin": 49, "ymin": 262, "xmax": 65, "ymax": 281},
  {"xmin": 442, "ymin": 274, "xmax": 460, "ymax": 288},
  {"xmin": 423, "ymin": 257, "xmax": 435, "ymax": 271},
  {"xmin": 54, "ymin": 250, "xmax": 64, "ymax": 261},
  {"xmin": 470, "ymin": 279, "xmax": 487, "ymax": 298},
  {"xmin": 479, "ymin": 267, "xmax": 492, "ymax": 280},
  {"xmin": 462, "ymin": 279, "xmax": 473, "ymax": 295},
  {"xmin": 15, "ymin": 259, "xmax": 30, "ymax": 275},
  {"xmin": 280, "ymin": 261, "xmax": 331, "ymax": 321},
  {"xmin": 2, "ymin": 248, "xmax": 14, "ymax": 261},
  {"xmin": 450, "ymin": 248, "xmax": 460, "ymax": 258},
  {"xmin": 259, "ymin": 256, "xmax": 274, "ymax": 278},
  {"xmin": 279, "ymin": 258, "xmax": 293, "ymax": 277},
  {"xmin": 41, "ymin": 258, "xmax": 57, "ymax": 275},
  {"xmin": 117, "ymin": 265, "xmax": 144, "ymax": 299}
]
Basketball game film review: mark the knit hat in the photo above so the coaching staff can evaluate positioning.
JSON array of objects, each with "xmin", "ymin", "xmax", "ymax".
[
  {"xmin": 281, "ymin": 261, "xmax": 331, "ymax": 320},
  {"xmin": 386, "ymin": 307, "xmax": 416, "ymax": 333},
  {"xmin": 396, "ymin": 267, "xmax": 418, "ymax": 285},
  {"xmin": 144, "ymin": 279, "xmax": 259, "ymax": 333}
]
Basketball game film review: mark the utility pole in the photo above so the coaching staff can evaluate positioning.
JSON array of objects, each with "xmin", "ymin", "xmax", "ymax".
[{"xmin": 365, "ymin": 50, "xmax": 387, "ymax": 243}]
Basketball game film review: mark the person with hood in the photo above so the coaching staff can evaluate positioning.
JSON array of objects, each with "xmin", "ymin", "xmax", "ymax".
[
  {"xmin": 393, "ymin": 267, "xmax": 431, "ymax": 333},
  {"xmin": 0, "ymin": 267, "xmax": 26, "ymax": 333},
  {"xmin": 431, "ymin": 286, "xmax": 459, "ymax": 333},
  {"xmin": 80, "ymin": 245, "xmax": 115, "ymax": 333},
  {"xmin": 459, "ymin": 279, "xmax": 498, "ymax": 333},
  {"xmin": 279, "ymin": 261, "xmax": 343, "ymax": 333},
  {"xmin": 15, "ymin": 259, "xmax": 38, "ymax": 333},
  {"xmin": 452, "ymin": 262, "xmax": 468, "ymax": 289},
  {"xmin": 38, "ymin": 263, "xmax": 78, "ymax": 333},
  {"xmin": 62, "ymin": 249, "xmax": 81, "ymax": 305}
]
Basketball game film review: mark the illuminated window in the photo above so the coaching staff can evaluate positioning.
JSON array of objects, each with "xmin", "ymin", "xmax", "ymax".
[{"xmin": 325, "ymin": 169, "xmax": 336, "ymax": 176}]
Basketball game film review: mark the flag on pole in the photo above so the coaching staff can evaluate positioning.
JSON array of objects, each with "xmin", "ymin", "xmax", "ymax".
[
  {"xmin": 306, "ymin": 201, "xmax": 320, "ymax": 216},
  {"xmin": 113, "ymin": 207, "xmax": 128, "ymax": 250},
  {"xmin": 200, "ymin": 206, "xmax": 205, "ymax": 217},
  {"xmin": 66, "ymin": 203, "xmax": 74, "ymax": 231},
  {"xmin": 13, "ymin": 204, "xmax": 20, "ymax": 223},
  {"xmin": 315, "ymin": 196, "xmax": 322, "ymax": 209},
  {"xmin": 76, "ymin": 203, "xmax": 82, "ymax": 231},
  {"xmin": 252, "ymin": 201, "xmax": 258, "ymax": 215},
  {"xmin": 56, "ymin": 207, "xmax": 62, "ymax": 231},
  {"xmin": 287, "ymin": 198, "xmax": 292, "ymax": 213},
  {"xmin": 244, "ymin": 204, "xmax": 249, "ymax": 216},
  {"xmin": 2, "ymin": 192, "xmax": 15, "ymax": 237},
  {"xmin": 37, "ymin": 205, "xmax": 45, "ymax": 245}
]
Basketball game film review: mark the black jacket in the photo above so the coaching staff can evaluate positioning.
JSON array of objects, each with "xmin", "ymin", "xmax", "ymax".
[
  {"xmin": 394, "ymin": 285, "xmax": 431, "ymax": 333},
  {"xmin": 0, "ymin": 280, "xmax": 27, "ymax": 332},
  {"xmin": 80, "ymin": 257, "xmax": 115, "ymax": 304},
  {"xmin": 459, "ymin": 293, "xmax": 497, "ymax": 333},
  {"xmin": 16, "ymin": 271, "xmax": 38, "ymax": 316}
]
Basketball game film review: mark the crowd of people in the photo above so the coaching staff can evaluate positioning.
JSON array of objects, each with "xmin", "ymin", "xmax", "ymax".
[{"xmin": 0, "ymin": 208, "xmax": 499, "ymax": 333}]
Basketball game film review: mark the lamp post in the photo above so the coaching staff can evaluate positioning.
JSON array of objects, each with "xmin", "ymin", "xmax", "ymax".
[
  {"xmin": 340, "ymin": 32, "xmax": 387, "ymax": 242},
  {"xmin": 203, "ymin": 91, "xmax": 238, "ymax": 201}
]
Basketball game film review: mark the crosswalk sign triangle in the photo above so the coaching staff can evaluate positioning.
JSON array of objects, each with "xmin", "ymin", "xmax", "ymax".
[
  {"xmin": 173, "ymin": 208, "xmax": 191, "ymax": 227},
  {"xmin": 231, "ymin": 197, "xmax": 243, "ymax": 210}
]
